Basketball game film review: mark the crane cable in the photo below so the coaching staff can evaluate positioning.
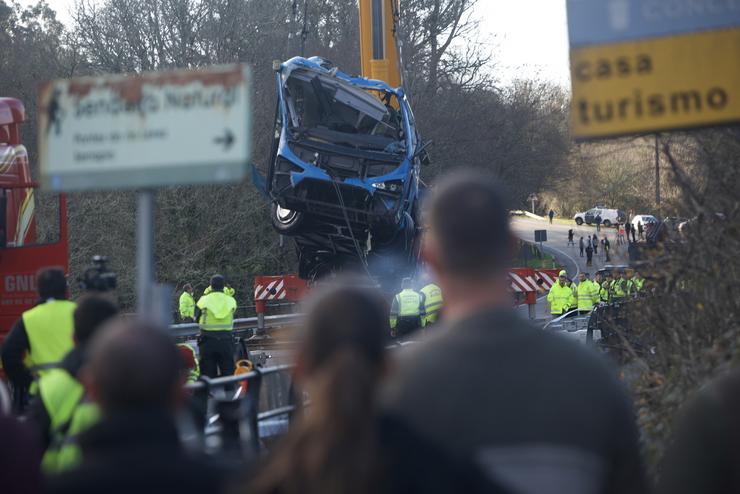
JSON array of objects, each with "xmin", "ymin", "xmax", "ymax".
[
  {"xmin": 389, "ymin": 0, "xmax": 407, "ymax": 90},
  {"xmin": 290, "ymin": 0, "xmax": 310, "ymax": 57},
  {"xmin": 300, "ymin": 0, "xmax": 309, "ymax": 57}
]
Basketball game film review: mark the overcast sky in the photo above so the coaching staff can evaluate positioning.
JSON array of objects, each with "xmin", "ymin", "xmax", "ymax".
[{"xmin": 18, "ymin": 0, "xmax": 572, "ymax": 86}]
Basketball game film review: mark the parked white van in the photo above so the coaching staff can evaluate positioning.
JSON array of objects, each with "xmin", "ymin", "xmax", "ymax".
[{"xmin": 573, "ymin": 207, "xmax": 626, "ymax": 227}]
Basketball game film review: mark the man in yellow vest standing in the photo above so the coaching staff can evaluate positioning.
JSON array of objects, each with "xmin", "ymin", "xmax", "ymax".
[
  {"xmin": 196, "ymin": 274, "xmax": 237, "ymax": 378},
  {"xmin": 576, "ymin": 272, "xmax": 596, "ymax": 314},
  {"xmin": 420, "ymin": 281, "xmax": 443, "ymax": 327},
  {"xmin": 547, "ymin": 270, "xmax": 574, "ymax": 317},
  {"xmin": 26, "ymin": 295, "xmax": 119, "ymax": 473},
  {"xmin": 389, "ymin": 278, "xmax": 423, "ymax": 337},
  {"xmin": 1, "ymin": 268, "xmax": 76, "ymax": 410},
  {"xmin": 178, "ymin": 284, "xmax": 195, "ymax": 323}
]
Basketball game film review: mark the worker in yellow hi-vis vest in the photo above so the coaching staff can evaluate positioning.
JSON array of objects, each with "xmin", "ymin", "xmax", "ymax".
[
  {"xmin": 195, "ymin": 274, "xmax": 237, "ymax": 378},
  {"xmin": 547, "ymin": 270, "xmax": 575, "ymax": 316},
  {"xmin": 1, "ymin": 268, "xmax": 76, "ymax": 411},
  {"xmin": 420, "ymin": 282, "xmax": 443, "ymax": 327},
  {"xmin": 178, "ymin": 284, "xmax": 195, "ymax": 322},
  {"xmin": 390, "ymin": 278, "xmax": 422, "ymax": 337}
]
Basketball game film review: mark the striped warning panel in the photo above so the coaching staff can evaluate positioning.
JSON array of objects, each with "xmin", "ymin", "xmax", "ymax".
[
  {"xmin": 508, "ymin": 271, "xmax": 539, "ymax": 293},
  {"xmin": 254, "ymin": 278, "xmax": 287, "ymax": 301}
]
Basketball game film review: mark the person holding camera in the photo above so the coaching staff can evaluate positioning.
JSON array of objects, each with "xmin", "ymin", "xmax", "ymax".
[
  {"xmin": 195, "ymin": 275, "xmax": 237, "ymax": 379},
  {"xmin": 1, "ymin": 269, "xmax": 76, "ymax": 411}
]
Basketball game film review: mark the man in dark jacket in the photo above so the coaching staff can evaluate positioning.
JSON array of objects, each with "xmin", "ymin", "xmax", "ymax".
[
  {"xmin": 383, "ymin": 172, "xmax": 647, "ymax": 494},
  {"xmin": 48, "ymin": 320, "xmax": 223, "ymax": 494},
  {"xmin": 658, "ymin": 369, "xmax": 740, "ymax": 494}
]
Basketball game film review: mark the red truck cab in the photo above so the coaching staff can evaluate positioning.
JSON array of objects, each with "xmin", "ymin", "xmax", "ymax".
[{"xmin": 0, "ymin": 97, "xmax": 68, "ymax": 343}]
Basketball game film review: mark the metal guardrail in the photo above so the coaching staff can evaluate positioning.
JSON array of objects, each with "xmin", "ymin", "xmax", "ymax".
[
  {"xmin": 185, "ymin": 364, "xmax": 297, "ymax": 455},
  {"xmin": 170, "ymin": 313, "xmax": 302, "ymax": 339}
]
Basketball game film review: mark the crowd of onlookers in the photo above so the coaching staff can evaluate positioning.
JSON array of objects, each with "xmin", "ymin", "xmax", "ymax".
[{"xmin": 1, "ymin": 172, "xmax": 739, "ymax": 494}]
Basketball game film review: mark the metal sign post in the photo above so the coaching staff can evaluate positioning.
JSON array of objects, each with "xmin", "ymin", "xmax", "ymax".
[
  {"xmin": 38, "ymin": 65, "xmax": 252, "ymax": 316},
  {"xmin": 136, "ymin": 190, "xmax": 155, "ymax": 318}
]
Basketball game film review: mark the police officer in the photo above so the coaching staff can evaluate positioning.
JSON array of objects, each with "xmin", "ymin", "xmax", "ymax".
[
  {"xmin": 576, "ymin": 272, "xmax": 595, "ymax": 314},
  {"xmin": 195, "ymin": 274, "xmax": 237, "ymax": 378},
  {"xmin": 592, "ymin": 272, "xmax": 604, "ymax": 304},
  {"xmin": 625, "ymin": 270, "xmax": 636, "ymax": 298},
  {"xmin": 26, "ymin": 295, "xmax": 119, "ymax": 473},
  {"xmin": 1, "ymin": 268, "xmax": 76, "ymax": 410},
  {"xmin": 419, "ymin": 282, "xmax": 443, "ymax": 327},
  {"xmin": 601, "ymin": 272, "xmax": 614, "ymax": 303},
  {"xmin": 611, "ymin": 270, "xmax": 628, "ymax": 301},
  {"xmin": 633, "ymin": 271, "xmax": 645, "ymax": 294},
  {"xmin": 547, "ymin": 270, "xmax": 574, "ymax": 316},
  {"xmin": 178, "ymin": 283, "xmax": 195, "ymax": 322},
  {"xmin": 390, "ymin": 278, "xmax": 422, "ymax": 337}
]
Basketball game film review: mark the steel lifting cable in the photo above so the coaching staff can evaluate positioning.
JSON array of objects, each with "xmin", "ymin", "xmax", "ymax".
[
  {"xmin": 331, "ymin": 179, "xmax": 372, "ymax": 277},
  {"xmin": 389, "ymin": 0, "xmax": 407, "ymax": 89},
  {"xmin": 300, "ymin": 0, "xmax": 309, "ymax": 57}
]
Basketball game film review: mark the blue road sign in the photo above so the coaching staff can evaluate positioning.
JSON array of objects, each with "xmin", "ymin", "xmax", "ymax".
[{"xmin": 567, "ymin": 0, "xmax": 740, "ymax": 47}]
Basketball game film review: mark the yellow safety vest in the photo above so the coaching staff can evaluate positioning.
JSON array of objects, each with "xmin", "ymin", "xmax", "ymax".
[
  {"xmin": 39, "ymin": 368, "xmax": 100, "ymax": 473},
  {"xmin": 390, "ymin": 289, "xmax": 421, "ymax": 329},
  {"xmin": 634, "ymin": 277, "xmax": 645, "ymax": 292},
  {"xmin": 590, "ymin": 280, "xmax": 601, "ymax": 304},
  {"xmin": 22, "ymin": 300, "xmax": 76, "ymax": 376},
  {"xmin": 547, "ymin": 283, "xmax": 573, "ymax": 315},
  {"xmin": 611, "ymin": 279, "xmax": 627, "ymax": 299},
  {"xmin": 197, "ymin": 292, "xmax": 237, "ymax": 331},
  {"xmin": 420, "ymin": 284, "xmax": 443, "ymax": 326},
  {"xmin": 179, "ymin": 292, "xmax": 195, "ymax": 319},
  {"xmin": 576, "ymin": 281, "xmax": 595, "ymax": 311}
]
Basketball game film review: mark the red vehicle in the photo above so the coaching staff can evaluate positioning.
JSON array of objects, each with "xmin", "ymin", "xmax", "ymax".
[{"xmin": 0, "ymin": 97, "xmax": 68, "ymax": 344}]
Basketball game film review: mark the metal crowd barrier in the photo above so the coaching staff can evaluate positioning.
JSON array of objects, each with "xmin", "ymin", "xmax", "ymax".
[{"xmin": 185, "ymin": 364, "xmax": 297, "ymax": 455}]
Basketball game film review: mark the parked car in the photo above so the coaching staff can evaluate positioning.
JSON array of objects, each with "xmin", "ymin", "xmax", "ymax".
[
  {"xmin": 573, "ymin": 207, "xmax": 625, "ymax": 227},
  {"xmin": 631, "ymin": 214, "xmax": 658, "ymax": 231},
  {"xmin": 259, "ymin": 56, "xmax": 428, "ymax": 283}
]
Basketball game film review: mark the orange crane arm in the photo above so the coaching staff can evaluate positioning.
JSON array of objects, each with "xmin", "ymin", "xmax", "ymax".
[{"xmin": 358, "ymin": 0, "xmax": 402, "ymax": 88}]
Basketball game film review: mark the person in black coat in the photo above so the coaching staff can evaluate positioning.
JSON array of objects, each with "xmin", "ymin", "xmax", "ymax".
[{"xmin": 48, "ymin": 320, "xmax": 224, "ymax": 494}]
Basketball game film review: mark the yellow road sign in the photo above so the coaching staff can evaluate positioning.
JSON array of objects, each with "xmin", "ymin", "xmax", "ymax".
[{"xmin": 570, "ymin": 27, "xmax": 740, "ymax": 139}]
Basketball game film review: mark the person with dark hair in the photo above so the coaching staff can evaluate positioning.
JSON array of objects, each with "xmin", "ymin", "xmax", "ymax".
[
  {"xmin": 247, "ymin": 282, "xmax": 503, "ymax": 494},
  {"xmin": 657, "ymin": 369, "xmax": 740, "ymax": 494},
  {"xmin": 548, "ymin": 209, "xmax": 554, "ymax": 224},
  {"xmin": 195, "ymin": 274, "xmax": 237, "ymax": 378},
  {"xmin": 48, "ymin": 320, "xmax": 223, "ymax": 494},
  {"xmin": 383, "ymin": 171, "xmax": 647, "ymax": 494},
  {"xmin": 586, "ymin": 242, "xmax": 594, "ymax": 267},
  {"xmin": 179, "ymin": 283, "xmax": 195, "ymax": 323},
  {"xmin": 1, "ymin": 268, "xmax": 75, "ymax": 410},
  {"xmin": 592, "ymin": 233, "xmax": 599, "ymax": 255},
  {"xmin": 26, "ymin": 295, "xmax": 119, "ymax": 473},
  {"xmin": 579, "ymin": 236, "xmax": 585, "ymax": 257}
]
